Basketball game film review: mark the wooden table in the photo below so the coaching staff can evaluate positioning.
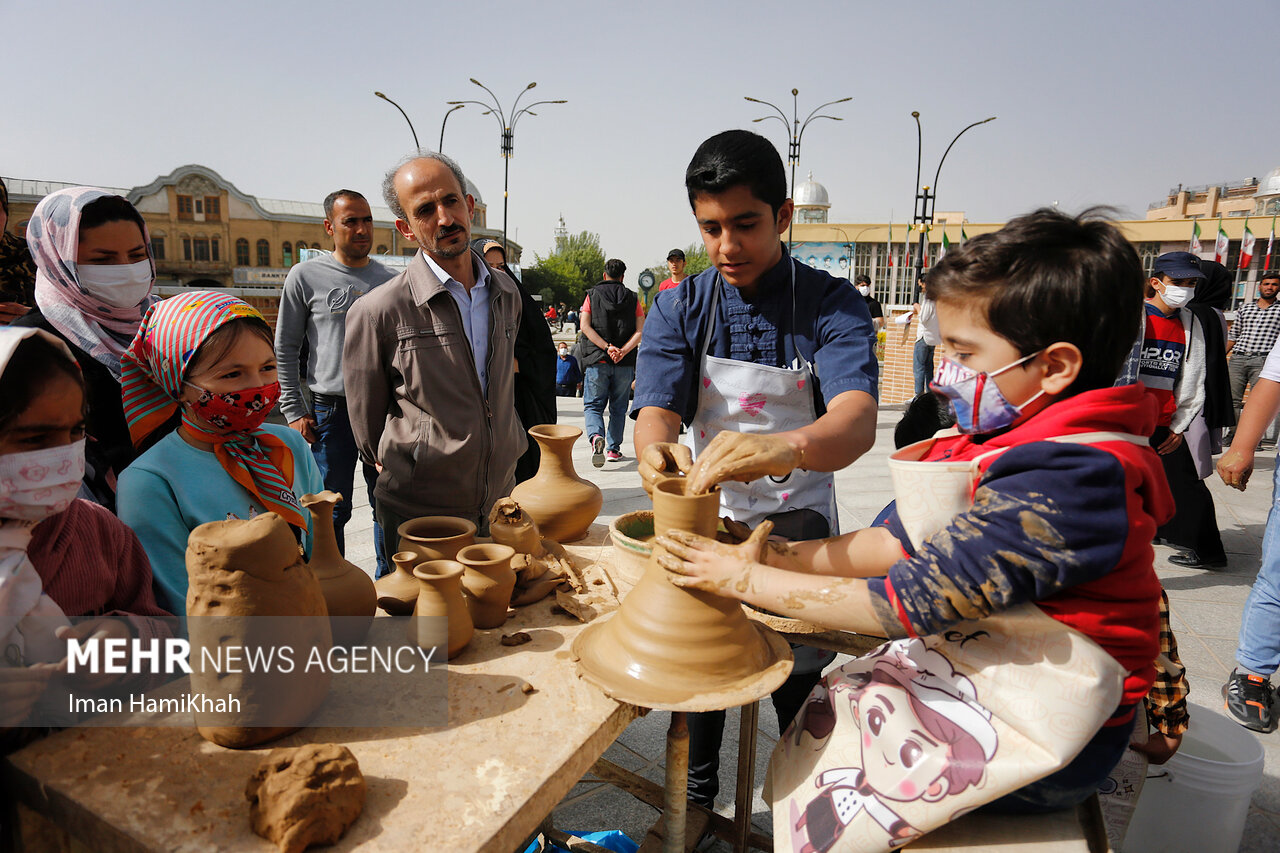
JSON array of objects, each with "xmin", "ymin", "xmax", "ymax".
[{"xmin": 3, "ymin": 526, "xmax": 640, "ymax": 853}]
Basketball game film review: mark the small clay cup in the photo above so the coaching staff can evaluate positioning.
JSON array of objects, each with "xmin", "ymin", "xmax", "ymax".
[
  {"xmin": 376, "ymin": 551, "xmax": 423, "ymax": 616},
  {"xmin": 457, "ymin": 543, "xmax": 517, "ymax": 629},
  {"xmin": 410, "ymin": 560, "xmax": 473, "ymax": 659},
  {"xmin": 397, "ymin": 516, "xmax": 476, "ymax": 562}
]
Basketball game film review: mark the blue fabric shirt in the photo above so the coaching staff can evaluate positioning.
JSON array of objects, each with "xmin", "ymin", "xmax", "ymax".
[
  {"xmin": 631, "ymin": 250, "xmax": 878, "ymax": 423},
  {"xmin": 426, "ymin": 251, "xmax": 492, "ymax": 395},
  {"xmin": 117, "ymin": 424, "xmax": 324, "ymax": 636}
]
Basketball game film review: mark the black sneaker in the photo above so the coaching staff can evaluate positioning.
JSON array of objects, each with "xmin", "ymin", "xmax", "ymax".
[
  {"xmin": 1223, "ymin": 669, "xmax": 1274, "ymax": 732},
  {"xmin": 591, "ymin": 434, "xmax": 605, "ymax": 468}
]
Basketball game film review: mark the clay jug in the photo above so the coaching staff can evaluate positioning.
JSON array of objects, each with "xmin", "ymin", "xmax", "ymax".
[
  {"xmin": 509, "ymin": 425, "xmax": 603, "ymax": 542},
  {"xmin": 376, "ymin": 551, "xmax": 423, "ymax": 616},
  {"xmin": 396, "ymin": 516, "xmax": 476, "ymax": 562},
  {"xmin": 457, "ymin": 543, "xmax": 517, "ymax": 629},
  {"xmin": 409, "ymin": 560, "xmax": 473, "ymax": 660},
  {"xmin": 301, "ymin": 491, "xmax": 376, "ymax": 647},
  {"xmin": 573, "ymin": 478, "xmax": 792, "ymax": 712},
  {"xmin": 186, "ymin": 513, "xmax": 332, "ymax": 748}
]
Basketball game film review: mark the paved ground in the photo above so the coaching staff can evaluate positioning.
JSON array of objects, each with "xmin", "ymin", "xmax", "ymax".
[{"xmin": 341, "ymin": 386, "xmax": 1280, "ymax": 852}]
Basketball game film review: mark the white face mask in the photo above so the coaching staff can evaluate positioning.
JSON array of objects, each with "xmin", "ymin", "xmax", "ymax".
[
  {"xmin": 76, "ymin": 259, "xmax": 153, "ymax": 308},
  {"xmin": 1159, "ymin": 284, "xmax": 1195, "ymax": 310},
  {"xmin": 0, "ymin": 439, "xmax": 86, "ymax": 522},
  {"xmin": 856, "ymin": 285, "xmax": 871, "ymax": 297}
]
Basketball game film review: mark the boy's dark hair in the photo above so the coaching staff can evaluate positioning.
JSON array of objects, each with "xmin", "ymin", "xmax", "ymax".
[
  {"xmin": 323, "ymin": 189, "xmax": 366, "ymax": 219},
  {"xmin": 0, "ymin": 335, "xmax": 85, "ymax": 432},
  {"xmin": 854, "ymin": 273, "xmax": 872, "ymax": 286},
  {"xmin": 79, "ymin": 195, "xmax": 145, "ymax": 236},
  {"xmin": 604, "ymin": 258, "xmax": 626, "ymax": 280},
  {"xmin": 685, "ymin": 130, "xmax": 787, "ymax": 215},
  {"xmin": 927, "ymin": 207, "xmax": 1143, "ymax": 396}
]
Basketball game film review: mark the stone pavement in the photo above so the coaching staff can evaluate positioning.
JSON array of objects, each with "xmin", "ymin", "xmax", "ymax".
[{"xmin": 341, "ymin": 396, "xmax": 1280, "ymax": 851}]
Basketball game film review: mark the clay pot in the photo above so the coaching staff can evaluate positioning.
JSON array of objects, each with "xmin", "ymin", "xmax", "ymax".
[
  {"xmin": 457, "ymin": 543, "xmax": 517, "ymax": 629},
  {"xmin": 301, "ymin": 491, "xmax": 376, "ymax": 647},
  {"xmin": 186, "ymin": 513, "xmax": 332, "ymax": 748},
  {"xmin": 607, "ymin": 510, "xmax": 654, "ymax": 587},
  {"xmin": 409, "ymin": 560, "xmax": 473, "ymax": 660},
  {"xmin": 376, "ymin": 552, "xmax": 423, "ymax": 616},
  {"xmin": 573, "ymin": 478, "xmax": 792, "ymax": 712},
  {"xmin": 509, "ymin": 425, "xmax": 603, "ymax": 542},
  {"xmin": 488, "ymin": 498, "xmax": 544, "ymax": 556},
  {"xmin": 396, "ymin": 516, "xmax": 476, "ymax": 563}
]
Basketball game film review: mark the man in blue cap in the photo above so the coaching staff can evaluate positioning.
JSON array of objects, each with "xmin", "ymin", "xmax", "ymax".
[{"xmin": 1136, "ymin": 251, "xmax": 1226, "ymax": 569}]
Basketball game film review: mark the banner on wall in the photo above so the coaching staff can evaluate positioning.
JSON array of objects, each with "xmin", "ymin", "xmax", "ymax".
[{"xmin": 792, "ymin": 242, "xmax": 853, "ymax": 277}]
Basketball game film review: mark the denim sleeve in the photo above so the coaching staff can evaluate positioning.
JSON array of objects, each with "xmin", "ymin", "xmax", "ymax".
[
  {"xmin": 812, "ymin": 280, "xmax": 879, "ymax": 404},
  {"xmin": 630, "ymin": 287, "xmax": 696, "ymax": 420}
]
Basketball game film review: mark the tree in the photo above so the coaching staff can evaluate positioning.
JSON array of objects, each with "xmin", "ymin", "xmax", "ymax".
[
  {"xmin": 646, "ymin": 242, "xmax": 712, "ymax": 283},
  {"xmin": 556, "ymin": 230, "xmax": 606, "ymax": 289},
  {"xmin": 524, "ymin": 230, "xmax": 607, "ymax": 307}
]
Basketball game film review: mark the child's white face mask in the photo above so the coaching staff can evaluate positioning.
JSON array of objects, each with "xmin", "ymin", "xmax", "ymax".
[{"xmin": 0, "ymin": 439, "xmax": 86, "ymax": 521}]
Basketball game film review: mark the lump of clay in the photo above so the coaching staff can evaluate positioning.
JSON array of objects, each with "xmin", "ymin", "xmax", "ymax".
[
  {"xmin": 246, "ymin": 743, "xmax": 366, "ymax": 853},
  {"xmin": 187, "ymin": 513, "xmax": 332, "ymax": 749}
]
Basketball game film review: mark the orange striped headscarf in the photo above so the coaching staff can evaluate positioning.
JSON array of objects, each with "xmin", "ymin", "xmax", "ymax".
[{"xmin": 120, "ymin": 291, "xmax": 307, "ymax": 531}]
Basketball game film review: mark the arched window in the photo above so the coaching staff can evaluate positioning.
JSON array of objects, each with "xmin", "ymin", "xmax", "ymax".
[
  {"xmin": 236, "ymin": 238, "xmax": 250, "ymax": 266},
  {"xmin": 256, "ymin": 239, "xmax": 270, "ymax": 266},
  {"xmin": 282, "ymin": 241, "xmax": 293, "ymax": 267},
  {"xmin": 376, "ymin": 245, "xmax": 388, "ymax": 255}
]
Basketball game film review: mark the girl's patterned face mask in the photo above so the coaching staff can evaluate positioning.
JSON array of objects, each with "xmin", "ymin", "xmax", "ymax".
[{"xmin": 185, "ymin": 382, "xmax": 280, "ymax": 433}]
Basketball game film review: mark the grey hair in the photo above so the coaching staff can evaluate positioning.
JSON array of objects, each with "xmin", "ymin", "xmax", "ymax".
[{"xmin": 381, "ymin": 150, "xmax": 469, "ymax": 220}]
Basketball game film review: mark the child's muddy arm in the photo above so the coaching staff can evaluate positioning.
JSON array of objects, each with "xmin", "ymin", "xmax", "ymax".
[{"xmin": 766, "ymin": 527, "xmax": 903, "ymax": 578}]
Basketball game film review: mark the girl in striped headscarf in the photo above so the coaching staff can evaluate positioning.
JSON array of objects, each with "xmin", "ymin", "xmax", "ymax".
[{"xmin": 116, "ymin": 292, "xmax": 322, "ymax": 632}]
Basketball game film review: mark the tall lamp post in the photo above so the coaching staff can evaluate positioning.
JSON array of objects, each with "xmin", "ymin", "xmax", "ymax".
[
  {"xmin": 910, "ymin": 112, "xmax": 996, "ymax": 295},
  {"xmin": 374, "ymin": 91, "xmax": 419, "ymax": 150},
  {"xmin": 439, "ymin": 103, "xmax": 465, "ymax": 152},
  {"xmin": 449, "ymin": 79, "xmax": 566, "ymax": 257},
  {"xmin": 744, "ymin": 88, "xmax": 852, "ymax": 250}
]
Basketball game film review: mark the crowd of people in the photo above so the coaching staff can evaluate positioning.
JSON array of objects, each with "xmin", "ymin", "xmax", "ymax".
[{"xmin": 2, "ymin": 124, "xmax": 1279, "ymax": 839}]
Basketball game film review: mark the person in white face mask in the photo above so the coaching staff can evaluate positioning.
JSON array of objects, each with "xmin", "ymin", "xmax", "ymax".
[
  {"xmin": 854, "ymin": 273, "xmax": 884, "ymax": 332},
  {"xmin": 1135, "ymin": 251, "xmax": 1226, "ymax": 569},
  {"xmin": 0, "ymin": 327, "xmax": 176, "ymax": 735},
  {"xmin": 13, "ymin": 189, "xmax": 157, "ymax": 509}
]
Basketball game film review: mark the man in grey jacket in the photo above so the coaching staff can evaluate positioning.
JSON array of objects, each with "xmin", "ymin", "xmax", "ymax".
[
  {"xmin": 344, "ymin": 153, "xmax": 525, "ymax": 542},
  {"xmin": 276, "ymin": 189, "xmax": 394, "ymax": 575}
]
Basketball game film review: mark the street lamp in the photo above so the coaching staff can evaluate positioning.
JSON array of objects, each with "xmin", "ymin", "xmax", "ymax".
[
  {"xmin": 374, "ymin": 91, "xmax": 419, "ymax": 150},
  {"xmin": 744, "ymin": 88, "xmax": 852, "ymax": 250},
  {"xmin": 438, "ymin": 104, "xmax": 465, "ymax": 152},
  {"xmin": 449, "ymin": 79, "xmax": 567, "ymax": 257},
  {"xmin": 910, "ymin": 112, "xmax": 997, "ymax": 293}
]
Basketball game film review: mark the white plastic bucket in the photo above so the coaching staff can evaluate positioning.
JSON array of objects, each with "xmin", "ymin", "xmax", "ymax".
[{"xmin": 1122, "ymin": 702, "xmax": 1264, "ymax": 853}]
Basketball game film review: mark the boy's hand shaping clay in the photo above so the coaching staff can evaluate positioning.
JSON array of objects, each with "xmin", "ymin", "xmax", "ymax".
[
  {"xmin": 639, "ymin": 442, "xmax": 694, "ymax": 494},
  {"xmin": 656, "ymin": 520, "xmax": 773, "ymax": 598},
  {"xmin": 686, "ymin": 432, "xmax": 802, "ymax": 496}
]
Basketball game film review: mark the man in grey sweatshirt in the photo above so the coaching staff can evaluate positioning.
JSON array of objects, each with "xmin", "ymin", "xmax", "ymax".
[{"xmin": 275, "ymin": 189, "xmax": 395, "ymax": 575}]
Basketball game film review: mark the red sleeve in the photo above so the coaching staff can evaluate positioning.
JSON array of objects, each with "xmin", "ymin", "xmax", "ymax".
[
  {"xmin": 580, "ymin": 296, "xmax": 590, "ymax": 314},
  {"xmin": 636, "ymin": 299, "xmax": 644, "ymax": 317}
]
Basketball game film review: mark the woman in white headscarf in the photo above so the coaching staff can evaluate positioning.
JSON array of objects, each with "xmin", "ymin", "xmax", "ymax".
[{"xmin": 13, "ymin": 188, "xmax": 157, "ymax": 507}]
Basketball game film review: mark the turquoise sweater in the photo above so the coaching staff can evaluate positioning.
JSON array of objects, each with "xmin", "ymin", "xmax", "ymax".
[{"xmin": 118, "ymin": 424, "xmax": 323, "ymax": 634}]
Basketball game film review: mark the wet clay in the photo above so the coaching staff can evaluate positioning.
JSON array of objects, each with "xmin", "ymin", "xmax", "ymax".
[
  {"xmin": 301, "ymin": 492, "xmax": 376, "ymax": 646},
  {"xmin": 409, "ymin": 560, "xmax": 473, "ymax": 659},
  {"xmin": 607, "ymin": 510, "xmax": 654, "ymax": 587},
  {"xmin": 375, "ymin": 551, "xmax": 423, "ymax": 616},
  {"xmin": 186, "ymin": 513, "xmax": 332, "ymax": 749},
  {"xmin": 509, "ymin": 425, "xmax": 603, "ymax": 542},
  {"xmin": 573, "ymin": 478, "xmax": 793, "ymax": 711},
  {"xmin": 488, "ymin": 497, "xmax": 575, "ymax": 604},
  {"xmin": 396, "ymin": 516, "xmax": 476, "ymax": 562},
  {"xmin": 245, "ymin": 743, "xmax": 365, "ymax": 853},
  {"xmin": 457, "ymin": 543, "xmax": 517, "ymax": 629},
  {"xmin": 488, "ymin": 498, "xmax": 543, "ymax": 556}
]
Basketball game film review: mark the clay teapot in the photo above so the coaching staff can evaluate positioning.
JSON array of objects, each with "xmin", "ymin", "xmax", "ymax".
[
  {"xmin": 396, "ymin": 516, "xmax": 476, "ymax": 562},
  {"xmin": 509, "ymin": 425, "xmax": 603, "ymax": 542},
  {"xmin": 409, "ymin": 560, "xmax": 473, "ymax": 660},
  {"xmin": 301, "ymin": 491, "xmax": 376, "ymax": 647},
  {"xmin": 457, "ymin": 543, "xmax": 517, "ymax": 629},
  {"xmin": 376, "ymin": 552, "xmax": 423, "ymax": 616}
]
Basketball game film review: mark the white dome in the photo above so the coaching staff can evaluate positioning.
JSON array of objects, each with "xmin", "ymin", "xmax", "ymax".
[
  {"xmin": 1259, "ymin": 168, "xmax": 1280, "ymax": 198},
  {"xmin": 794, "ymin": 171, "xmax": 830, "ymax": 208}
]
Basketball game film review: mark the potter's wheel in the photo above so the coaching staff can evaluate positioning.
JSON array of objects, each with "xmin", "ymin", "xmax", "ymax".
[{"xmin": 572, "ymin": 618, "xmax": 793, "ymax": 712}]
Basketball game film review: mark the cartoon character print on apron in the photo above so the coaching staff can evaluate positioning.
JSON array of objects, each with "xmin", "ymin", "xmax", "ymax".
[{"xmin": 685, "ymin": 258, "xmax": 838, "ymax": 533}]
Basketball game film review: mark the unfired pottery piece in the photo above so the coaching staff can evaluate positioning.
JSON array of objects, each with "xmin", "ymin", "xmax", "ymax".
[
  {"xmin": 573, "ymin": 478, "xmax": 793, "ymax": 712},
  {"xmin": 186, "ymin": 513, "xmax": 332, "ymax": 748},
  {"xmin": 245, "ymin": 743, "xmax": 366, "ymax": 853},
  {"xmin": 409, "ymin": 560, "xmax": 473, "ymax": 659},
  {"xmin": 457, "ymin": 543, "xmax": 517, "ymax": 629},
  {"xmin": 509, "ymin": 425, "xmax": 603, "ymax": 542},
  {"xmin": 301, "ymin": 491, "xmax": 376, "ymax": 646},
  {"xmin": 396, "ymin": 515, "xmax": 476, "ymax": 562},
  {"xmin": 607, "ymin": 510, "xmax": 654, "ymax": 587},
  {"xmin": 488, "ymin": 497, "xmax": 544, "ymax": 556},
  {"xmin": 376, "ymin": 551, "xmax": 423, "ymax": 616}
]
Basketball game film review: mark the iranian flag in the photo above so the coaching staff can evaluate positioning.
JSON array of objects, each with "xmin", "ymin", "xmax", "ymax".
[
  {"xmin": 1266, "ymin": 216, "xmax": 1277, "ymax": 272},
  {"xmin": 922, "ymin": 224, "xmax": 932, "ymax": 269},
  {"xmin": 939, "ymin": 230, "xmax": 952, "ymax": 260},
  {"xmin": 1214, "ymin": 218, "xmax": 1229, "ymax": 264},
  {"xmin": 903, "ymin": 223, "xmax": 912, "ymax": 270},
  {"xmin": 887, "ymin": 220, "xmax": 894, "ymax": 266},
  {"xmin": 1190, "ymin": 220, "xmax": 1203, "ymax": 255},
  {"xmin": 1240, "ymin": 219, "xmax": 1256, "ymax": 270},
  {"xmin": 961, "ymin": 227, "xmax": 969, "ymax": 245}
]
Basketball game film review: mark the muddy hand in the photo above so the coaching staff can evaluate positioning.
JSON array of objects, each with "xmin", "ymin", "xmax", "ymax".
[
  {"xmin": 655, "ymin": 521, "xmax": 773, "ymax": 597},
  {"xmin": 717, "ymin": 516, "xmax": 754, "ymax": 544},
  {"xmin": 639, "ymin": 442, "xmax": 694, "ymax": 494},
  {"xmin": 686, "ymin": 432, "xmax": 802, "ymax": 496}
]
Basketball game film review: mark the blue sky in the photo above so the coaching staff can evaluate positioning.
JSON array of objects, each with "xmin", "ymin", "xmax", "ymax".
[{"xmin": 4, "ymin": 0, "xmax": 1275, "ymax": 271}]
